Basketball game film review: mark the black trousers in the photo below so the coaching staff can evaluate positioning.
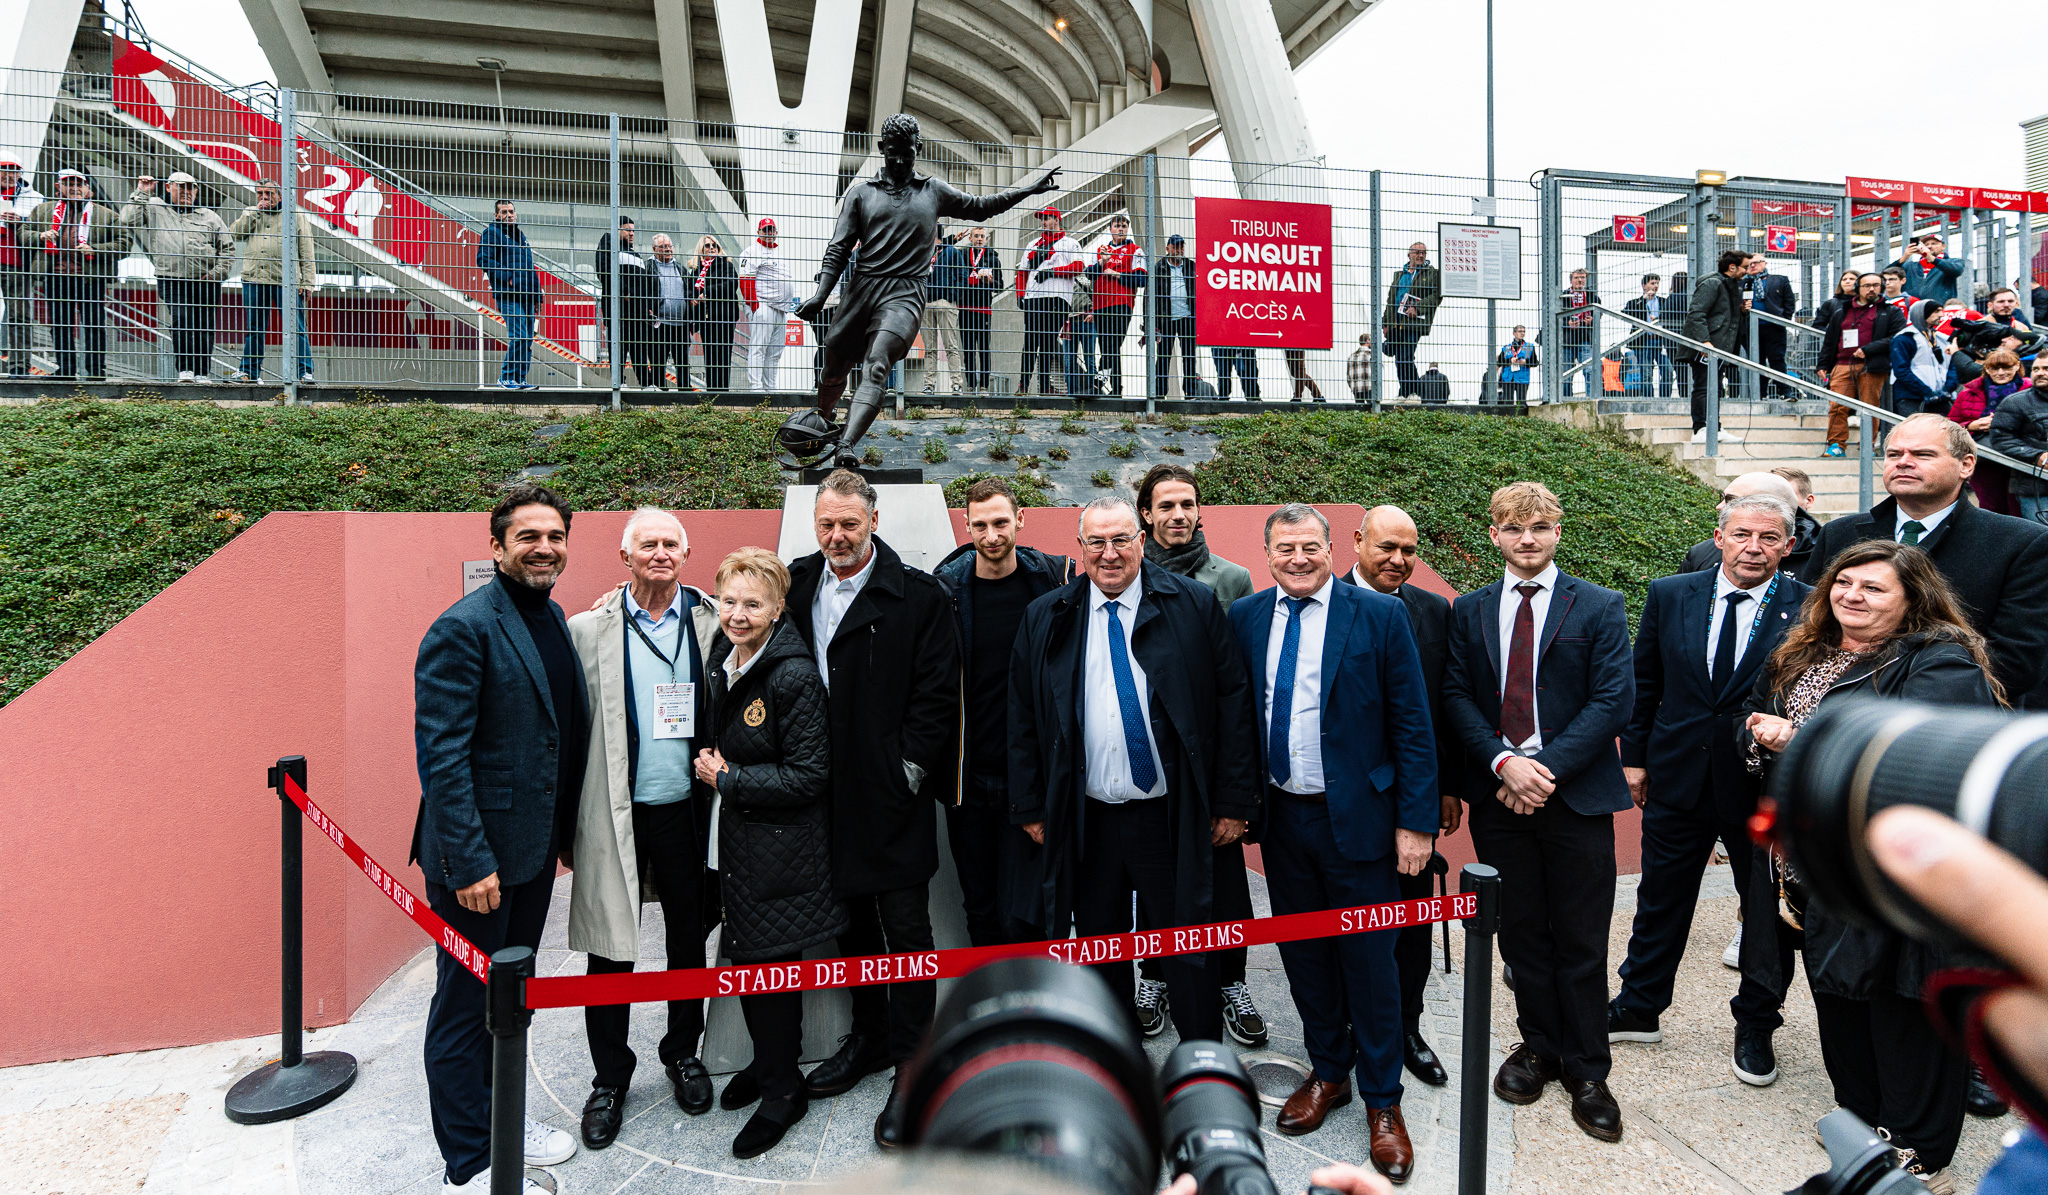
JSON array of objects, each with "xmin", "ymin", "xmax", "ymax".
[
  {"xmin": 1690, "ymin": 357, "xmax": 1742, "ymax": 430},
  {"xmin": 842, "ymin": 883, "xmax": 936, "ymax": 1063},
  {"xmin": 1153, "ymin": 315, "xmax": 1196, "ymax": 395},
  {"xmin": 1018, "ymin": 296, "xmax": 1065, "ymax": 393},
  {"xmin": 647, "ymin": 321, "xmax": 691, "ymax": 389},
  {"xmin": 697, "ymin": 316, "xmax": 734, "ymax": 391},
  {"xmin": 424, "ymin": 868, "xmax": 557, "ymax": 1185},
  {"xmin": 1077, "ymin": 797, "xmax": 1221, "ymax": 1041},
  {"xmin": 1758, "ymin": 326, "xmax": 1788, "ymax": 395},
  {"xmin": 1814, "ymin": 989, "xmax": 1969, "ymax": 1170},
  {"xmin": 585, "ymin": 800, "xmax": 708, "ymax": 1089},
  {"xmin": 626, "ymin": 319, "xmax": 657, "ymax": 386},
  {"xmin": 946, "ymin": 797, "xmax": 1040, "ymax": 946},
  {"xmin": 1495, "ymin": 381, "xmax": 1529, "ymax": 407},
  {"xmin": 741, "ymin": 949, "xmax": 806, "ymax": 1102},
  {"xmin": 1395, "ymin": 859, "xmax": 1439, "ymax": 1033},
  {"xmin": 46, "ymin": 273, "xmax": 107, "ymax": 380},
  {"xmin": 160, "ymin": 278, "xmax": 221, "ymax": 376},
  {"xmin": 1468, "ymin": 793, "xmax": 1616, "ymax": 1080},
  {"xmin": 960, "ymin": 307, "xmax": 992, "ymax": 390},
  {"xmin": 1094, "ymin": 306, "xmax": 1133, "ymax": 395},
  {"xmin": 1211, "ymin": 346, "xmax": 1259, "ymax": 398},
  {"xmin": 1614, "ymin": 792, "xmax": 1790, "ymax": 1031},
  {"xmin": 1386, "ymin": 323, "xmax": 1422, "ymax": 395},
  {"xmin": 1140, "ymin": 838, "xmax": 1249, "ymax": 986}
]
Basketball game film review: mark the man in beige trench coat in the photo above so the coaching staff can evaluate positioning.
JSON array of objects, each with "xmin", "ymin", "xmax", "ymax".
[{"xmin": 566, "ymin": 507, "xmax": 722, "ymax": 1150}]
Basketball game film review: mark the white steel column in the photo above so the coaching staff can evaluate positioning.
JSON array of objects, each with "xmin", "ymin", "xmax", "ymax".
[
  {"xmin": 0, "ymin": 0, "xmax": 86, "ymax": 176},
  {"xmin": 1183, "ymin": 0, "xmax": 1325, "ymax": 204}
]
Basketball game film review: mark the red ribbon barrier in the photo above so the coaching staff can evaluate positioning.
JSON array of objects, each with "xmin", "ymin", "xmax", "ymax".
[
  {"xmin": 281, "ymin": 774, "xmax": 492, "ymax": 983},
  {"xmin": 278, "ymin": 772, "xmax": 1477, "ymax": 1009},
  {"xmin": 523, "ymin": 893, "xmax": 1477, "ymax": 1010}
]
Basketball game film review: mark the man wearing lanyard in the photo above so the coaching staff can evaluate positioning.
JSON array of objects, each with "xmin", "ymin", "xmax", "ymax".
[
  {"xmin": 1610, "ymin": 495, "xmax": 1808, "ymax": 1090},
  {"xmin": 565, "ymin": 508, "xmax": 722, "ymax": 1149}
]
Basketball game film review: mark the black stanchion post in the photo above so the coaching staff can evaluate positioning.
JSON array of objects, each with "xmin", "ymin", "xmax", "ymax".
[
  {"xmin": 488, "ymin": 946, "xmax": 535, "ymax": 1195},
  {"xmin": 225, "ymin": 756, "xmax": 359, "ymax": 1124},
  {"xmin": 1457, "ymin": 863, "xmax": 1503, "ymax": 1195}
]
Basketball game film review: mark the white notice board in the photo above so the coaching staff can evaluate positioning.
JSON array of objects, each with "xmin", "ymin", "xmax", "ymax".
[{"xmin": 1437, "ymin": 222, "xmax": 1522, "ymax": 301}]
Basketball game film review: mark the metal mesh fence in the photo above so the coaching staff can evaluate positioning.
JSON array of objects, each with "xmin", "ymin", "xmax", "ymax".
[{"xmin": 4, "ymin": 30, "xmax": 2042, "ymax": 409}]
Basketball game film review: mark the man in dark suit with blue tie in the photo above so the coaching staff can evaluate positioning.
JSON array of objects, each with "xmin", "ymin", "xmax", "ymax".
[
  {"xmin": 1231, "ymin": 504, "xmax": 1439, "ymax": 1184},
  {"xmin": 1609, "ymin": 494, "xmax": 1809, "ymax": 1087},
  {"xmin": 412, "ymin": 485, "xmax": 588, "ymax": 1191},
  {"xmin": 1443, "ymin": 481, "xmax": 1635, "ymax": 1145}
]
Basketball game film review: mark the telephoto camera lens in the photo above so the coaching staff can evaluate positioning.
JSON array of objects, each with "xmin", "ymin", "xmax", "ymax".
[
  {"xmin": 1773, "ymin": 699, "xmax": 2048, "ymax": 944},
  {"xmin": 899, "ymin": 957, "xmax": 1162, "ymax": 1195},
  {"xmin": 1159, "ymin": 1041, "xmax": 1278, "ymax": 1195}
]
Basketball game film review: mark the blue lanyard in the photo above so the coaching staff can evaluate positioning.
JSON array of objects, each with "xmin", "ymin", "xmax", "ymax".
[{"xmin": 1709, "ymin": 573, "xmax": 1778, "ymax": 652}]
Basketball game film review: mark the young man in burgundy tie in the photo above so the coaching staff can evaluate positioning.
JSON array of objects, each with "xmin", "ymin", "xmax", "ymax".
[{"xmin": 1441, "ymin": 482, "xmax": 1636, "ymax": 1144}]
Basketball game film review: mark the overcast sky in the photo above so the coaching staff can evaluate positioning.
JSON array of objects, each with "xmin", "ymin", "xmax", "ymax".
[{"xmin": 124, "ymin": 0, "xmax": 2048, "ymax": 191}]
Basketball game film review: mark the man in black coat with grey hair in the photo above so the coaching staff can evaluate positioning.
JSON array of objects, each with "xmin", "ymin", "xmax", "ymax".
[{"xmin": 783, "ymin": 468, "xmax": 960, "ymax": 1149}]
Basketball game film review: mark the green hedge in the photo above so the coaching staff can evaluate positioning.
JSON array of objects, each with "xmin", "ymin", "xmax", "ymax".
[
  {"xmin": 1196, "ymin": 410, "xmax": 1718, "ymax": 618},
  {"xmin": 0, "ymin": 400, "xmax": 1711, "ymax": 706}
]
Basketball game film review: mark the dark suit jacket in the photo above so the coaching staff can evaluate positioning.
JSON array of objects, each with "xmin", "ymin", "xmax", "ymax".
[
  {"xmin": 1800, "ymin": 495, "xmax": 2048, "ymax": 708},
  {"xmin": 1441, "ymin": 571, "xmax": 1635, "ymax": 816},
  {"xmin": 1620, "ymin": 569, "xmax": 1809, "ymax": 821},
  {"xmin": 1008, "ymin": 562, "xmax": 1262, "ymax": 933},
  {"xmin": 1230, "ymin": 581, "xmax": 1438, "ymax": 862},
  {"xmin": 1337, "ymin": 569, "xmax": 1462, "ymax": 796},
  {"xmin": 785, "ymin": 536, "xmax": 960, "ymax": 896},
  {"xmin": 411, "ymin": 579, "xmax": 589, "ymax": 891}
]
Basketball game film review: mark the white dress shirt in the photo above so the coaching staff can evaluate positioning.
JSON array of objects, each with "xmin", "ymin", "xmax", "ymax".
[
  {"xmin": 1895, "ymin": 501, "xmax": 1957, "ymax": 543},
  {"xmin": 1492, "ymin": 563, "xmax": 1558, "ymax": 772},
  {"xmin": 1083, "ymin": 575, "xmax": 1168, "ymax": 802},
  {"xmin": 1705, "ymin": 570, "xmax": 1773, "ymax": 679},
  {"xmin": 811, "ymin": 545, "xmax": 877, "ymax": 690},
  {"xmin": 1264, "ymin": 576, "xmax": 1334, "ymax": 795}
]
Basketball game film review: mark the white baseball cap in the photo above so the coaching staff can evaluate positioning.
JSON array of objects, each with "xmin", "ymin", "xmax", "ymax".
[{"xmin": 165, "ymin": 170, "xmax": 198, "ymax": 186}]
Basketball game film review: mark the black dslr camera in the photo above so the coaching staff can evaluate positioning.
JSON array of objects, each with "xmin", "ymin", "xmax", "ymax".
[
  {"xmin": 1946, "ymin": 315, "xmax": 2047, "ymax": 361},
  {"xmin": 897, "ymin": 956, "xmax": 1290, "ymax": 1195},
  {"xmin": 1768, "ymin": 700, "xmax": 2048, "ymax": 1132}
]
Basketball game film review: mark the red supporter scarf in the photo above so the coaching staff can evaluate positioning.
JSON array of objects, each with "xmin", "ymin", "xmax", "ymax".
[
  {"xmin": 51, "ymin": 198, "xmax": 89, "ymax": 246},
  {"xmin": 696, "ymin": 254, "xmax": 712, "ymax": 294},
  {"xmin": 757, "ymin": 237, "xmax": 774, "ymax": 249}
]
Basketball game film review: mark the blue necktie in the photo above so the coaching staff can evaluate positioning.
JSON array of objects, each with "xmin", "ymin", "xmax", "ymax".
[
  {"xmin": 1104, "ymin": 600, "xmax": 1158, "ymax": 793},
  {"xmin": 1269, "ymin": 596, "xmax": 1309, "ymax": 786}
]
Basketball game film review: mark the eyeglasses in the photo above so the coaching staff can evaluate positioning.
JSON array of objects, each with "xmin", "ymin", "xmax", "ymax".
[{"xmin": 1082, "ymin": 533, "xmax": 1140, "ymax": 555}]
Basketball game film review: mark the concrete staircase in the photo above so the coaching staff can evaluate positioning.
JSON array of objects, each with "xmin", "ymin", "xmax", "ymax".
[{"xmin": 1536, "ymin": 399, "xmax": 1872, "ymax": 520}]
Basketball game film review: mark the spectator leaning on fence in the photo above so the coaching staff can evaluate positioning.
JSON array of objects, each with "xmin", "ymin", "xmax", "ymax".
[
  {"xmin": 476, "ymin": 199, "xmax": 540, "ymax": 391},
  {"xmin": 120, "ymin": 171, "xmax": 231, "ymax": 384},
  {"xmin": 1382, "ymin": 242, "xmax": 1440, "ymax": 398},
  {"xmin": 0, "ymin": 151, "xmax": 41, "ymax": 377},
  {"xmin": 1892, "ymin": 233, "xmax": 1965, "ymax": 305},
  {"xmin": 229, "ymin": 177, "xmax": 317, "ymax": 384},
  {"xmin": 31, "ymin": 168, "xmax": 121, "ymax": 383}
]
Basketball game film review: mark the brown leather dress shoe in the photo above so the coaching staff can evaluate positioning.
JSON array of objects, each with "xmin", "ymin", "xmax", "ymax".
[
  {"xmin": 1276, "ymin": 1076, "xmax": 1352, "ymax": 1136},
  {"xmin": 1368, "ymin": 1105, "xmax": 1414, "ymax": 1184}
]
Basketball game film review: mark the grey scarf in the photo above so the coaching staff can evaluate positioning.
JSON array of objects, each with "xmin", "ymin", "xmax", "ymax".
[{"xmin": 1144, "ymin": 527, "xmax": 1210, "ymax": 576}]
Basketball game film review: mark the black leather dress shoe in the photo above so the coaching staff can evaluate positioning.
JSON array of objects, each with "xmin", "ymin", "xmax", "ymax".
[
  {"xmin": 733, "ymin": 1093, "xmax": 808, "ymax": 1159},
  {"xmin": 1493, "ymin": 1043, "xmax": 1560, "ymax": 1105},
  {"xmin": 580, "ymin": 1085, "xmax": 625, "ymax": 1150},
  {"xmin": 1403, "ymin": 1031, "xmax": 1448, "ymax": 1087},
  {"xmin": 668, "ymin": 1057, "xmax": 713, "ymax": 1115},
  {"xmin": 722, "ymin": 1068, "xmax": 761, "ymax": 1111},
  {"xmin": 1567, "ymin": 1077, "xmax": 1623, "ymax": 1143},
  {"xmin": 805, "ymin": 1033, "xmax": 890, "ymax": 1097},
  {"xmin": 1966, "ymin": 1065, "xmax": 2010, "ymax": 1118},
  {"xmin": 874, "ymin": 1072, "xmax": 908, "ymax": 1149}
]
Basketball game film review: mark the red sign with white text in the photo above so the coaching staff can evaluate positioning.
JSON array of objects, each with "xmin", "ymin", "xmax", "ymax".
[
  {"xmin": 1973, "ymin": 188, "xmax": 2030, "ymax": 212},
  {"xmin": 1193, "ymin": 197, "xmax": 1333, "ymax": 350},
  {"xmin": 1752, "ymin": 200, "xmax": 1837, "ymax": 218},
  {"xmin": 1764, "ymin": 225, "xmax": 1798, "ymax": 254},
  {"xmin": 1849, "ymin": 177, "xmax": 1915, "ymax": 204},
  {"xmin": 1916, "ymin": 182, "xmax": 1970, "ymax": 209}
]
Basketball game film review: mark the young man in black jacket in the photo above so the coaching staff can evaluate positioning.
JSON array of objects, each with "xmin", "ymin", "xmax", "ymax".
[
  {"xmin": 934, "ymin": 477, "xmax": 1070, "ymax": 947},
  {"xmin": 1683, "ymin": 251, "xmax": 1751, "ymax": 440}
]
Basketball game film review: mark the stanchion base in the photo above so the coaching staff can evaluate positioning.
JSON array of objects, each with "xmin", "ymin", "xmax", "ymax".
[
  {"xmin": 1238, "ymin": 1050, "xmax": 1313, "ymax": 1109},
  {"xmin": 224, "ymin": 1051, "xmax": 358, "ymax": 1124}
]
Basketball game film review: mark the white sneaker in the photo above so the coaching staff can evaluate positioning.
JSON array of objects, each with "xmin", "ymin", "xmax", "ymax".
[
  {"xmin": 1717, "ymin": 429, "xmax": 1743, "ymax": 443},
  {"xmin": 524, "ymin": 1117, "xmax": 576, "ymax": 1166},
  {"xmin": 1722, "ymin": 925, "xmax": 1743, "ymax": 969},
  {"xmin": 1690, "ymin": 428, "xmax": 1707, "ymax": 443},
  {"xmin": 1847, "ymin": 416, "xmax": 1862, "ymax": 429},
  {"xmin": 443, "ymin": 1169, "xmax": 557, "ymax": 1193},
  {"xmin": 177, "ymin": 370, "xmax": 195, "ymax": 383}
]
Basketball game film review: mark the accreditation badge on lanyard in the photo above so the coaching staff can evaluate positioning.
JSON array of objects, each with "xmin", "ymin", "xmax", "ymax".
[{"xmin": 630, "ymin": 611, "xmax": 695, "ymax": 739}]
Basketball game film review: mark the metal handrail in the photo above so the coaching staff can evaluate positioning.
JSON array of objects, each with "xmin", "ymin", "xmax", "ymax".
[
  {"xmin": 1753, "ymin": 308, "xmax": 1822, "ymax": 337},
  {"xmin": 1587, "ymin": 300, "xmax": 2048, "ymax": 481}
]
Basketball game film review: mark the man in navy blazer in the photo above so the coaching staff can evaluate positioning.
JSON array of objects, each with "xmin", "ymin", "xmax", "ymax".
[
  {"xmin": 411, "ymin": 485, "xmax": 589, "ymax": 1191},
  {"xmin": 1230, "ymin": 505, "xmax": 1438, "ymax": 1184},
  {"xmin": 1442, "ymin": 482, "xmax": 1634, "ymax": 1145},
  {"xmin": 1611, "ymin": 494, "xmax": 1809, "ymax": 1088}
]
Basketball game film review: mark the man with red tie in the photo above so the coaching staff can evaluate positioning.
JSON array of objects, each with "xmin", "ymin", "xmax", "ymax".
[{"xmin": 1441, "ymin": 482, "xmax": 1636, "ymax": 1144}]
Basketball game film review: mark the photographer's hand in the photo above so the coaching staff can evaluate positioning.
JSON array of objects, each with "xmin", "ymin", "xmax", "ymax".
[{"xmin": 1869, "ymin": 806, "xmax": 2048, "ymax": 1097}]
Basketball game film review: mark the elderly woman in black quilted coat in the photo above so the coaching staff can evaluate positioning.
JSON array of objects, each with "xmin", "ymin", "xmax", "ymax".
[{"xmin": 692, "ymin": 547, "xmax": 841, "ymax": 1160}]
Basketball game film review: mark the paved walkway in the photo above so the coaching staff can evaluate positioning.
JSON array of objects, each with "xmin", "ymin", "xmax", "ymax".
[{"xmin": 2, "ymin": 867, "xmax": 2024, "ymax": 1194}]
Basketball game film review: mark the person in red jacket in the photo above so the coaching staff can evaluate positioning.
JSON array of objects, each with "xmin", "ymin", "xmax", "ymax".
[
  {"xmin": 1087, "ymin": 214, "xmax": 1147, "ymax": 397},
  {"xmin": 957, "ymin": 226, "xmax": 1001, "ymax": 395}
]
